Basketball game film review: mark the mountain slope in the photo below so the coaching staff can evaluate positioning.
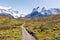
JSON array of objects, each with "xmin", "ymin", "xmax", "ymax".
[
  {"xmin": 0, "ymin": 13, "xmax": 14, "ymax": 18},
  {"xmin": 0, "ymin": 6, "xmax": 20, "ymax": 18},
  {"xmin": 25, "ymin": 7, "xmax": 60, "ymax": 18}
]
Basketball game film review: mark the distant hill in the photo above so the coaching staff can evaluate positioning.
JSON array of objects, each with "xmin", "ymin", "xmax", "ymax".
[{"xmin": 0, "ymin": 13, "xmax": 14, "ymax": 18}]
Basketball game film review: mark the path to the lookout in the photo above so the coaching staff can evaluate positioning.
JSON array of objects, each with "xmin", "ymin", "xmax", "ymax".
[{"xmin": 21, "ymin": 22, "xmax": 36, "ymax": 40}]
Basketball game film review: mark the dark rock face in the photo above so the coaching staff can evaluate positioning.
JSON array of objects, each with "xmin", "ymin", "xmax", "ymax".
[
  {"xmin": 25, "ymin": 11, "xmax": 44, "ymax": 18},
  {"xmin": 0, "ymin": 13, "xmax": 14, "ymax": 18},
  {"xmin": 25, "ymin": 7, "xmax": 60, "ymax": 18}
]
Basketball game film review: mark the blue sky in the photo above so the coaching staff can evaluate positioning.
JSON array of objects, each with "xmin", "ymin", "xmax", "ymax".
[{"xmin": 0, "ymin": 0, "xmax": 60, "ymax": 15}]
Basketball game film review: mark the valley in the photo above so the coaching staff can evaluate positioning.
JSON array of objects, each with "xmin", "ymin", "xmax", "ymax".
[{"xmin": 0, "ymin": 14, "xmax": 60, "ymax": 40}]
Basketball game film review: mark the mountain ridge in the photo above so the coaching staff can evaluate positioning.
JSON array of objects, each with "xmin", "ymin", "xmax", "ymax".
[
  {"xmin": 0, "ymin": 6, "xmax": 60, "ymax": 18},
  {"xmin": 0, "ymin": 6, "xmax": 20, "ymax": 18},
  {"xmin": 25, "ymin": 7, "xmax": 60, "ymax": 18}
]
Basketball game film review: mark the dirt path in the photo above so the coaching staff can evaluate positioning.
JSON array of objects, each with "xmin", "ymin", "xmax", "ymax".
[{"xmin": 21, "ymin": 22, "xmax": 36, "ymax": 40}]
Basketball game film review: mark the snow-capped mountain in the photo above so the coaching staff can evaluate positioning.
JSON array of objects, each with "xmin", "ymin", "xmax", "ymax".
[
  {"xmin": 25, "ymin": 7, "xmax": 60, "ymax": 18},
  {"xmin": 49, "ymin": 8, "xmax": 60, "ymax": 14},
  {"xmin": 0, "ymin": 6, "xmax": 20, "ymax": 18},
  {"xmin": 0, "ymin": 6, "xmax": 60, "ymax": 18}
]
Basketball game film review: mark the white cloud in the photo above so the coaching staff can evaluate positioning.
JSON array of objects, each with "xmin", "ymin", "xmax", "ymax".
[{"xmin": 0, "ymin": 6, "xmax": 12, "ymax": 10}]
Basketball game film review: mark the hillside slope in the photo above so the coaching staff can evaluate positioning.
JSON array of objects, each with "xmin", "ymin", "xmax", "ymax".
[
  {"xmin": 0, "ymin": 16, "xmax": 22, "ymax": 40},
  {"xmin": 0, "ymin": 14, "xmax": 60, "ymax": 40},
  {"xmin": 24, "ymin": 14, "xmax": 60, "ymax": 40}
]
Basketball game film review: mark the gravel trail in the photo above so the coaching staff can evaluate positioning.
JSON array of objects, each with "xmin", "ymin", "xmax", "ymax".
[{"xmin": 21, "ymin": 22, "xmax": 36, "ymax": 40}]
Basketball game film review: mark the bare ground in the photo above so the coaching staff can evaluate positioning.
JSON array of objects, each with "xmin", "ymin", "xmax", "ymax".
[{"xmin": 22, "ymin": 23, "xmax": 36, "ymax": 40}]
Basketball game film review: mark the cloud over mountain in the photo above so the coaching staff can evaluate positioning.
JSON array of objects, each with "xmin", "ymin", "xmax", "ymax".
[
  {"xmin": 25, "ymin": 7, "xmax": 60, "ymax": 18},
  {"xmin": 0, "ymin": 6, "xmax": 20, "ymax": 18}
]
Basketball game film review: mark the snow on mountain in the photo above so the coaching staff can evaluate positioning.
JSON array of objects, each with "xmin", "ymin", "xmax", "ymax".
[
  {"xmin": 49, "ymin": 8, "xmax": 60, "ymax": 14},
  {"xmin": 0, "ymin": 6, "xmax": 60, "ymax": 18},
  {"xmin": 0, "ymin": 6, "xmax": 20, "ymax": 18},
  {"xmin": 25, "ymin": 7, "xmax": 60, "ymax": 18}
]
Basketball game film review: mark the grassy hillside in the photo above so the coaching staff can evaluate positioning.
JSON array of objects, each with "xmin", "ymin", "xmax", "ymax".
[
  {"xmin": 0, "ymin": 17, "xmax": 22, "ymax": 40},
  {"xmin": 0, "ymin": 14, "xmax": 60, "ymax": 40},
  {"xmin": 24, "ymin": 14, "xmax": 60, "ymax": 40}
]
